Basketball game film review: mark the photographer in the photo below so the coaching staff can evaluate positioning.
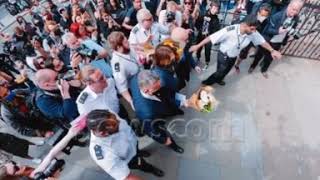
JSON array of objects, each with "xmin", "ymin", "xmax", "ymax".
[
  {"xmin": 96, "ymin": 9, "xmax": 122, "ymax": 41},
  {"xmin": 35, "ymin": 69, "xmax": 79, "ymax": 123},
  {"xmin": 248, "ymin": 0, "xmax": 304, "ymax": 78},
  {"xmin": 62, "ymin": 32, "xmax": 113, "ymax": 78},
  {"xmin": 158, "ymin": 1, "xmax": 182, "ymax": 28}
]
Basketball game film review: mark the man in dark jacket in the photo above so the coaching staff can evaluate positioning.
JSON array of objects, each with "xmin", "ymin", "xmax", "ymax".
[
  {"xmin": 35, "ymin": 69, "xmax": 79, "ymax": 124},
  {"xmin": 248, "ymin": 0, "xmax": 303, "ymax": 78},
  {"xmin": 129, "ymin": 70, "xmax": 185, "ymax": 154}
]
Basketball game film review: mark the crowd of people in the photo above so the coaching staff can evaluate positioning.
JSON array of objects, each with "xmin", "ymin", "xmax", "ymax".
[{"xmin": 0, "ymin": 0, "xmax": 304, "ymax": 179}]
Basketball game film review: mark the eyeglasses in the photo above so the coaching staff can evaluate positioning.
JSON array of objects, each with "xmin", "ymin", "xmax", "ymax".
[{"xmin": 144, "ymin": 18, "xmax": 153, "ymax": 22}]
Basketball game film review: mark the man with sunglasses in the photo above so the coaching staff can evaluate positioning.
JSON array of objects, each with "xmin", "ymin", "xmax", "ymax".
[{"xmin": 128, "ymin": 9, "xmax": 169, "ymax": 48}]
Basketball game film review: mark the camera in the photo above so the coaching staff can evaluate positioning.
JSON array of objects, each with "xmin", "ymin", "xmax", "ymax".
[
  {"xmin": 166, "ymin": 11, "xmax": 176, "ymax": 23},
  {"xmin": 288, "ymin": 29, "xmax": 302, "ymax": 39},
  {"xmin": 33, "ymin": 159, "xmax": 65, "ymax": 180},
  {"xmin": 57, "ymin": 69, "xmax": 77, "ymax": 81},
  {"xmin": 282, "ymin": 18, "xmax": 294, "ymax": 29},
  {"xmin": 76, "ymin": 44, "xmax": 98, "ymax": 59}
]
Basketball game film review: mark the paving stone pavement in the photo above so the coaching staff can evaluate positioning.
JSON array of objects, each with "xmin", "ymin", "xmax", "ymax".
[
  {"xmin": 1, "ymin": 5, "xmax": 320, "ymax": 179},
  {"xmin": 51, "ymin": 56, "xmax": 320, "ymax": 180}
]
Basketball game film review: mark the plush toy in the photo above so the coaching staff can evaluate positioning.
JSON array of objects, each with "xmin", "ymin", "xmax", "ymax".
[{"xmin": 187, "ymin": 86, "xmax": 218, "ymax": 113}]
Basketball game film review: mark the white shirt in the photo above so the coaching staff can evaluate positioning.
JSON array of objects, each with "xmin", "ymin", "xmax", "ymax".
[
  {"xmin": 111, "ymin": 51, "xmax": 140, "ymax": 93},
  {"xmin": 76, "ymin": 78, "xmax": 120, "ymax": 115},
  {"xmin": 209, "ymin": 24, "xmax": 266, "ymax": 58},
  {"xmin": 89, "ymin": 118, "xmax": 137, "ymax": 180},
  {"xmin": 128, "ymin": 23, "xmax": 169, "ymax": 47}
]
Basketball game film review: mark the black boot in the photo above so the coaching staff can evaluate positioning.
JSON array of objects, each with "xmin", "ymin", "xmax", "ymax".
[
  {"xmin": 139, "ymin": 158, "xmax": 165, "ymax": 177},
  {"xmin": 168, "ymin": 138, "xmax": 184, "ymax": 154}
]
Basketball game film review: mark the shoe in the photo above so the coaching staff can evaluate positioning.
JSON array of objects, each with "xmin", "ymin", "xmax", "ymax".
[
  {"xmin": 150, "ymin": 166, "xmax": 165, "ymax": 177},
  {"xmin": 168, "ymin": 140, "xmax": 184, "ymax": 154},
  {"xmin": 202, "ymin": 64, "xmax": 209, "ymax": 70},
  {"xmin": 248, "ymin": 67, "xmax": 254, "ymax": 74},
  {"xmin": 234, "ymin": 65, "xmax": 240, "ymax": 74},
  {"xmin": 138, "ymin": 150, "xmax": 151, "ymax": 158},
  {"xmin": 202, "ymin": 79, "xmax": 214, "ymax": 85},
  {"xmin": 217, "ymin": 81, "xmax": 226, "ymax": 86},
  {"xmin": 262, "ymin": 72, "xmax": 269, "ymax": 79}
]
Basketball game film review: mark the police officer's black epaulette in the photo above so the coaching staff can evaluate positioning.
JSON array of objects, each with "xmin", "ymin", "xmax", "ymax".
[
  {"xmin": 94, "ymin": 145, "xmax": 104, "ymax": 160},
  {"xmin": 114, "ymin": 62, "xmax": 120, "ymax": 72},
  {"xmin": 132, "ymin": 26, "xmax": 139, "ymax": 34},
  {"xmin": 226, "ymin": 25, "xmax": 236, "ymax": 31},
  {"xmin": 78, "ymin": 92, "xmax": 88, "ymax": 104}
]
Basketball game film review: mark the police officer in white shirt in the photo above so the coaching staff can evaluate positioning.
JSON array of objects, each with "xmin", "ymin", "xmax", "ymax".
[
  {"xmin": 128, "ymin": 9, "xmax": 169, "ymax": 48},
  {"xmin": 87, "ymin": 109, "xmax": 164, "ymax": 180},
  {"xmin": 76, "ymin": 65, "xmax": 129, "ymax": 119},
  {"xmin": 108, "ymin": 31, "xmax": 141, "ymax": 110},
  {"xmin": 189, "ymin": 15, "xmax": 282, "ymax": 85}
]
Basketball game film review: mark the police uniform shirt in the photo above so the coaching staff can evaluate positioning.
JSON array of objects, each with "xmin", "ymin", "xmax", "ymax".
[
  {"xmin": 89, "ymin": 118, "xmax": 138, "ymax": 180},
  {"xmin": 128, "ymin": 23, "xmax": 169, "ymax": 47},
  {"xmin": 111, "ymin": 51, "xmax": 140, "ymax": 93},
  {"xmin": 76, "ymin": 78, "xmax": 120, "ymax": 115},
  {"xmin": 209, "ymin": 24, "xmax": 266, "ymax": 58}
]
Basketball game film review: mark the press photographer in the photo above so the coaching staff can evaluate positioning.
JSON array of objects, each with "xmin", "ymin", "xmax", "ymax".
[
  {"xmin": 35, "ymin": 69, "xmax": 79, "ymax": 124},
  {"xmin": 158, "ymin": 1, "xmax": 182, "ymax": 28},
  {"xmin": 62, "ymin": 32, "xmax": 113, "ymax": 78}
]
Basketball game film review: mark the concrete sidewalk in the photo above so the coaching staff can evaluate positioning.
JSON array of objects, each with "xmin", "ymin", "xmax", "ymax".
[{"xmin": 54, "ymin": 55, "xmax": 320, "ymax": 180}]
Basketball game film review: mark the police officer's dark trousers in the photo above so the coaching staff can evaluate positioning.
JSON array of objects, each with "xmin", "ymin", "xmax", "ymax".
[{"xmin": 202, "ymin": 51, "xmax": 237, "ymax": 85}]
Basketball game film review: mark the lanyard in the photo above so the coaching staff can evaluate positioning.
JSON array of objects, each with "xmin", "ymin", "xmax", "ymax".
[{"xmin": 236, "ymin": 26, "xmax": 247, "ymax": 50}]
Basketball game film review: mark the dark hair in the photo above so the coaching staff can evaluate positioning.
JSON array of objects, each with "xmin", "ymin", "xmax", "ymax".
[
  {"xmin": 242, "ymin": 15, "xmax": 261, "ymax": 27},
  {"xmin": 210, "ymin": 1, "xmax": 220, "ymax": 8},
  {"xmin": 259, "ymin": 3, "xmax": 272, "ymax": 13},
  {"xmin": 86, "ymin": 110, "xmax": 119, "ymax": 135}
]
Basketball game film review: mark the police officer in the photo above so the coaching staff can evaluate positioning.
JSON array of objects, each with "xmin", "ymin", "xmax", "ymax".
[
  {"xmin": 189, "ymin": 15, "xmax": 282, "ymax": 86},
  {"xmin": 76, "ymin": 66, "xmax": 126, "ymax": 118},
  {"xmin": 108, "ymin": 31, "xmax": 141, "ymax": 110},
  {"xmin": 128, "ymin": 9, "xmax": 169, "ymax": 48},
  {"xmin": 87, "ymin": 109, "xmax": 164, "ymax": 180}
]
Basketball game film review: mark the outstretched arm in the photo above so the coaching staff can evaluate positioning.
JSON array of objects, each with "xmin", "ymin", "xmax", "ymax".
[{"xmin": 31, "ymin": 115, "xmax": 87, "ymax": 177}]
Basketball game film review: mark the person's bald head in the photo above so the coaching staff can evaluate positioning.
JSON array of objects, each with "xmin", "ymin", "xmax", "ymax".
[
  {"xmin": 287, "ymin": 0, "xmax": 304, "ymax": 17},
  {"xmin": 171, "ymin": 27, "xmax": 189, "ymax": 49},
  {"xmin": 35, "ymin": 69, "xmax": 58, "ymax": 90},
  {"xmin": 171, "ymin": 27, "xmax": 189, "ymax": 43}
]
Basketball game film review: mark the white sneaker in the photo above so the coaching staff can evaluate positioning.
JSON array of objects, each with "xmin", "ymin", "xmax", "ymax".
[{"xmin": 202, "ymin": 64, "xmax": 209, "ymax": 70}]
